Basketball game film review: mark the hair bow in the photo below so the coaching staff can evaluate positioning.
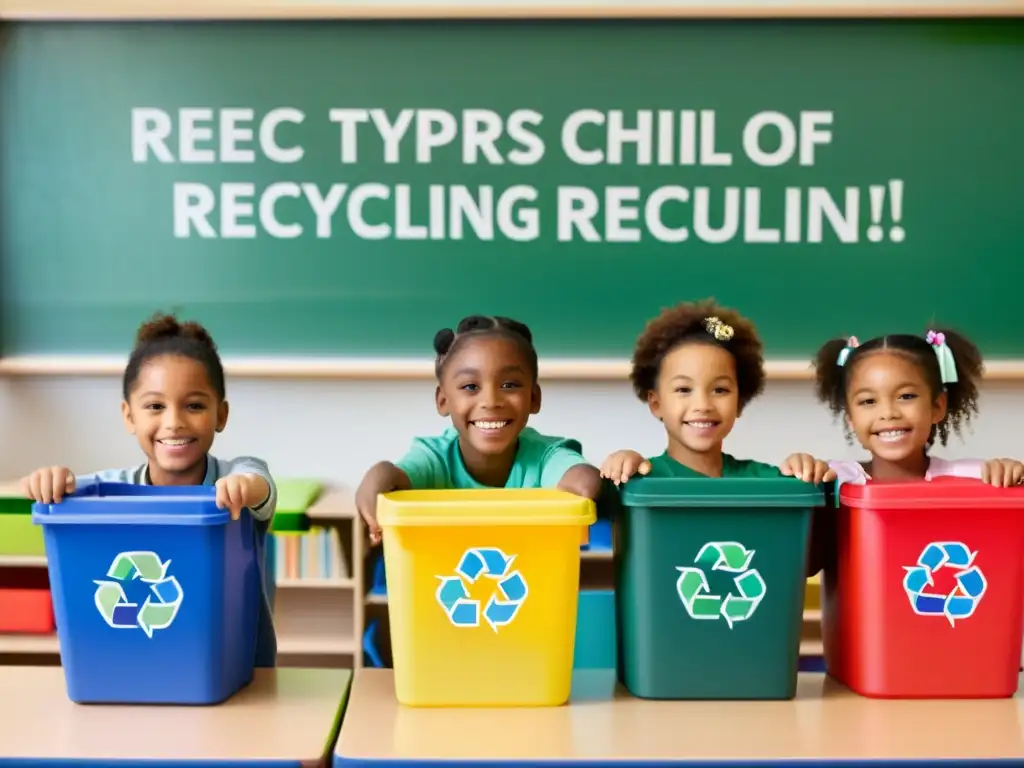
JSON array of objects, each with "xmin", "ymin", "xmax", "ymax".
[
  {"xmin": 926, "ymin": 330, "xmax": 958, "ymax": 384},
  {"xmin": 836, "ymin": 336, "xmax": 859, "ymax": 367},
  {"xmin": 703, "ymin": 316, "xmax": 734, "ymax": 342}
]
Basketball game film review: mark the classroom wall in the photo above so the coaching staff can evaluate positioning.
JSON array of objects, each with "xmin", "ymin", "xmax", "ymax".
[{"xmin": 2, "ymin": 376, "xmax": 1023, "ymax": 485}]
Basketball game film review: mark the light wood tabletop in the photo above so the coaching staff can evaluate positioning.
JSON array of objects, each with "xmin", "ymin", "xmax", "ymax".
[
  {"xmin": 335, "ymin": 669, "xmax": 1024, "ymax": 766},
  {"xmin": 0, "ymin": 666, "xmax": 351, "ymax": 767}
]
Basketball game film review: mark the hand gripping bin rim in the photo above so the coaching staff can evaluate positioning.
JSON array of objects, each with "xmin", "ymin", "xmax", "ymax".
[
  {"xmin": 617, "ymin": 476, "xmax": 824, "ymax": 701},
  {"xmin": 31, "ymin": 481, "xmax": 261, "ymax": 706},
  {"xmin": 826, "ymin": 476, "xmax": 1024, "ymax": 699},
  {"xmin": 376, "ymin": 488, "xmax": 596, "ymax": 707}
]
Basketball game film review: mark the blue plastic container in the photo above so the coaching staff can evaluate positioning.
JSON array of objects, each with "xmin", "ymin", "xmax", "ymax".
[{"xmin": 32, "ymin": 482, "xmax": 261, "ymax": 705}]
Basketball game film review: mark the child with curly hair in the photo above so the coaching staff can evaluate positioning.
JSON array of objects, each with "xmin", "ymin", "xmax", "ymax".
[
  {"xmin": 20, "ymin": 313, "xmax": 279, "ymax": 665},
  {"xmin": 602, "ymin": 299, "xmax": 834, "ymax": 483},
  {"xmin": 813, "ymin": 329, "xmax": 1023, "ymax": 486},
  {"xmin": 356, "ymin": 315, "xmax": 603, "ymax": 544}
]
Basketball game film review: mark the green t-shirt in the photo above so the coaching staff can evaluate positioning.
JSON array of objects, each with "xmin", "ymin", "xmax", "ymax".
[
  {"xmin": 646, "ymin": 451, "xmax": 783, "ymax": 479},
  {"xmin": 395, "ymin": 426, "xmax": 588, "ymax": 489}
]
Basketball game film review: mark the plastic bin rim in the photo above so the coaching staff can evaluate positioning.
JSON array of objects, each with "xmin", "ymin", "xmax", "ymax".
[
  {"xmin": 376, "ymin": 489, "xmax": 596, "ymax": 527},
  {"xmin": 839, "ymin": 480, "xmax": 1024, "ymax": 509},
  {"xmin": 620, "ymin": 477, "xmax": 825, "ymax": 508},
  {"xmin": 31, "ymin": 499, "xmax": 231, "ymax": 526}
]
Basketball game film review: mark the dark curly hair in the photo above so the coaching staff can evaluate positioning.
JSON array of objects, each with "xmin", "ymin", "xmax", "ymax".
[
  {"xmin": 433, "ymin": 315, "xmax": 538, "ymax": 380},
  {"xmin": 813, "ymin": 329, "xmax": 983, "ymax": 447},
  {"xmin": 123, "ymin": 312, "xmax": 226, "ymax": 401},
  {"xmin": 629, "ymin": 298, "xmax": 766, "ymax": 411}
]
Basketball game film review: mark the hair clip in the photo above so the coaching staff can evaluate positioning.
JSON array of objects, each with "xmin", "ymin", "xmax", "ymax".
[
  {"xmin": 703, "ymin": 316, "xmax": 734, "ymax": 342},
  {"xmin": 926, "ymin": 330, "xmax": 958, "ymax": 384},
  {"xmin": 836, "ymin": 336, "xmax": 860, "ymax": 367}
]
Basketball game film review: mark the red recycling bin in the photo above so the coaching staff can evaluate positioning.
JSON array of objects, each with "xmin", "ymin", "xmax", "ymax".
[{"xmin": 822, "ymin": 477, "xmax": 1024, "ymax": 698}]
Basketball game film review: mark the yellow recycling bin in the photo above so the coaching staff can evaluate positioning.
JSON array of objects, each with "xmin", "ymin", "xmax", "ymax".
[{"xmin": 377, "ymin": 488, "xmax": 596, "ymax": 707}]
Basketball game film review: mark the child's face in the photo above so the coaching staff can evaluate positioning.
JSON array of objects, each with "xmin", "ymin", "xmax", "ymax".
[
  {"xmin": 648, "ymin": 342, "xmax": 739, "ymax": 455},
  {"xmin": 121, "ymin": 354, "xmax": 228, "ymax": 482},
  {"xmin": 845, "ymin": 352, "xmax": 946, "ymax": 463},
  {"xmin": 436, "ymin": 336, "xmax": 541, "ymax": 460}
]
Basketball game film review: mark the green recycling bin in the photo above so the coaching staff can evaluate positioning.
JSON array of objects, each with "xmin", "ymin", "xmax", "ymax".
[{"xmin": 616, "ymin": 477, "xmax": 823, "ymax": 700}]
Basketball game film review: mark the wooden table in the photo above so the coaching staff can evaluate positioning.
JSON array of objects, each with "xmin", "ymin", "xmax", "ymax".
[
  {"xmin": 335, "ymin": 669, "xmax": 1024, "ymax": 766},
  {"xmin": 0, "ymin": 666, "xmax": 351, "ymax": 767}
]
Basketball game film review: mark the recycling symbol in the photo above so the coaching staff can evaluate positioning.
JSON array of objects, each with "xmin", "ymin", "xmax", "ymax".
[
  {"xmin": 902, "ymin": 541, "xmax": 987, "ymax": 627},
  {"xmin": 93, "ymin": 551, "xmax": 184, "ymax": 638},
  {"xmin": 435, "ymin": 547, "xmax": 528, "ymax": 633},
  {"xmin": 675, "ymin": 541, "xmax": 766, "ymax": 629}
]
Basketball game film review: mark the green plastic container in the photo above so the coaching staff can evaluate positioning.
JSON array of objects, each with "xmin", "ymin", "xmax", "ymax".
[
  {"xmin": 0, "ymin": 494, "xmax": 44, "ymax": 556},
  {"xmin": 616, "ymin": 477, "xmax": 823, "ymax": 700},
  {"xmin": 269, "ymin": 479, "xmax": 323, "ymax": 532}
]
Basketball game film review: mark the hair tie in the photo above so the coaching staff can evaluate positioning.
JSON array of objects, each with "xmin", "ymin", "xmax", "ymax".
[
  {"xmin": 926, "ymin": 330, "xmax": 958, "ymax": 384},
  {"xmin": 703, "ymin": 316, "xmax": 734, "ymax": 342},
  {"xmin": 836, "ymin": 336, "xmax": 859, "ymax": 367}
]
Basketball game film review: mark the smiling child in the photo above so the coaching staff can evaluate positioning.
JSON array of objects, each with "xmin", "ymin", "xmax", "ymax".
[
  {"xmin": 602, "ymin": 299, "xmax": 834, "ymax": 483},
  {"xmin": 355, "ymin": 315, "xmax": 603, "ymax": 544},
  {"xmin": 19, "ymin": 313, "xmax": 279, "ymax": 665}
]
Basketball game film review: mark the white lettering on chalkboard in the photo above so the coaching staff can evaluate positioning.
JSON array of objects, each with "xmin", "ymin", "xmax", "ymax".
[{"xmin": 130, "ymin": 106, "xmax": 904, "ymax": 245}]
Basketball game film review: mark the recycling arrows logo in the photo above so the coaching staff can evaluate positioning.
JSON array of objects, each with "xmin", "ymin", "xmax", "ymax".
[
  {"xmin": 93, "ymin": 551, "xmax": 184, "ymax": 638},
  {"xmin": 435, "ymin": 547, "xmax": 528, "ymax": 632},
  {"xmin": 675, "ymin": 541, "xmax": 766, "ymax": 629},
  {"xmin": 902, "ymin": 541, "xmax": 987, "ymax": 627}
]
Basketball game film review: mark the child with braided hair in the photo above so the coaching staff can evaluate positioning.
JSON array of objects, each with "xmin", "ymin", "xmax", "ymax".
[
  {"xmin": 813, "ymin": 329, "xmax": 1024, "ymax": 486},
  {"xmin": 356, "ymin": 315, "xmax": 603, "ymax": 544},
  {"xmin": 602, "ymin": 299, "xmax": 834, "ymax": 483}
]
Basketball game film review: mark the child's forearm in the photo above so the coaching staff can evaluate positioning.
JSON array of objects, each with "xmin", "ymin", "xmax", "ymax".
[
  {"xmin": 557, "ymin": 464, "xmax": 603, "ymax": 501},
  {"xmin": 356, "ymin": 461, "xmax": 412, "ymax": 543}
]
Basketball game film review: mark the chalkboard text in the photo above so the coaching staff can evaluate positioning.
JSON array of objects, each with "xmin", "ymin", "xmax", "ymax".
[{"xmin": 130, "ymin": 106, "xmax": 906, "ymax": 245}]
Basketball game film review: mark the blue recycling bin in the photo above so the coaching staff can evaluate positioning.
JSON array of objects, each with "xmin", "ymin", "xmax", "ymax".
[{"xmin": 32, "ymin": 482, "xmax": 262, "ymax": 705}]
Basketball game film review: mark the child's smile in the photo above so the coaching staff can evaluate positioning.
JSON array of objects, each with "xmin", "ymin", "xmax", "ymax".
[
  {"xmin": 845, "ymin": 351, "xmax": 946, "ymax": 471},
  {"xmin": 122, "ymin": 354, "xmax": 227, "ymax": 485},
  {"xmin": 649, "ymin": 342, "xmax": 740, "ymax": 464},
  {"xmin": 436, "ymin": 336, "xmax": 541, "ymax": 484}
]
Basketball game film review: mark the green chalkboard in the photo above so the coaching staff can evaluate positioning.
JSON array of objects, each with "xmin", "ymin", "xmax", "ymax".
[{"xmin": 1, "ymin": 20, "xmax": 1022, "ymax": 359}]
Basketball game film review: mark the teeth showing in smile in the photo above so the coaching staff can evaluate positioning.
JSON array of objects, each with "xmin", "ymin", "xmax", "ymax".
[
  {"xmin": 473, "ymin": 421, "xmax": 510, "ymax": 430},
  {"xmin": 159, "ymin": 438, "xmax": 194, "ymax": 446},
  {"xmin": 686, "ymin": 422, "xmax": 717, "ymax": 429},
  {"xmin": 876, "ymin": 430, "xmax": 908, "ymax": 442}
]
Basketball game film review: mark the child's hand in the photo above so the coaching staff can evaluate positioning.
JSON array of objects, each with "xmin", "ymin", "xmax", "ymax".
[
  {"xmin": 780, "ymin": 453, "xmax": 837, "ymax": 484},
  {"xmin": 215, "ymin": 473, "xmax": 269, "ymax": 521},
  {"xmin": 21, "ymin": 466, "xmax": 76, "ymax": 503},
  {"xmin": 355, "ymin": 484, "xmax": 383, "ymax": 546},
  {"xmin": 600, "ymin": 450, "xmax": 651, "ymax": 486},
  {"xmin": 981, "ymin": 458, "xmax": 1024, "ymax": 488}
]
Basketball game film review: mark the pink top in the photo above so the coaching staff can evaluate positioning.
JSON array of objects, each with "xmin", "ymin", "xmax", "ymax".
[{"xmin": 828, "ymin": 456, "xmax": 985, "ymax": 485}]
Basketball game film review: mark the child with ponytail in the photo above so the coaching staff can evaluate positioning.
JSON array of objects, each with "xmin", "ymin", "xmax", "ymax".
[
  {"xmin": 356, "ymin": 315, "xmax": 603, "ymax": 544},
  {"xmin": 813, "ymin": 328, "xmax": 1023, "ymax": 485},
  {"xmin": 20, "ymin": 313, "xmax": 279, "ymax": 665}
]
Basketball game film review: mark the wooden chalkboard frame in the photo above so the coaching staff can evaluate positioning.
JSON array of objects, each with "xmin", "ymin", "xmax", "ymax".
[
  {"xmin": 2, "ymin": 355, "xmax": 1024, "ymax": 381},
  {"xmin": 1, "ymin": 1, "xmax": 1021, "ymax": 379},
  {"xmin": 0, "ymin": 0, "xmax": 1022, "ymax": 19}
]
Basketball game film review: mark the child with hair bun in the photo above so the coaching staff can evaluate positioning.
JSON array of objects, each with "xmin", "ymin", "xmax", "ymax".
[
  {"xmin": 813, "ymin": 328, "xmax": 1024, "ymax": 486},
  {"xmin": 602, "ymin": 299, "xmax": 834, "ymax": 483},
  {"xmin": 20, "ymin": 312, "xmax": 279, "ymax": 666},
  {"xmin": 356, "ymin": 314, "xmax": 603, "ymax": 545}
]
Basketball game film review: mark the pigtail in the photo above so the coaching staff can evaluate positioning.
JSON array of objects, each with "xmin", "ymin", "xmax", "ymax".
[
  {"xmin": 929, "ymin": 328, "xmax": 983, "ymax": 444},
  {"xmin": 433, "ymin": 315, "xmax": 538, "ymax": 380},
  {"xmin": 812, "ymin": 337, "xmax": 852, "ymax": 417},
  {"xmin": 433, "ymin": 328, "xmax": 456, "ymax": 356}
]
